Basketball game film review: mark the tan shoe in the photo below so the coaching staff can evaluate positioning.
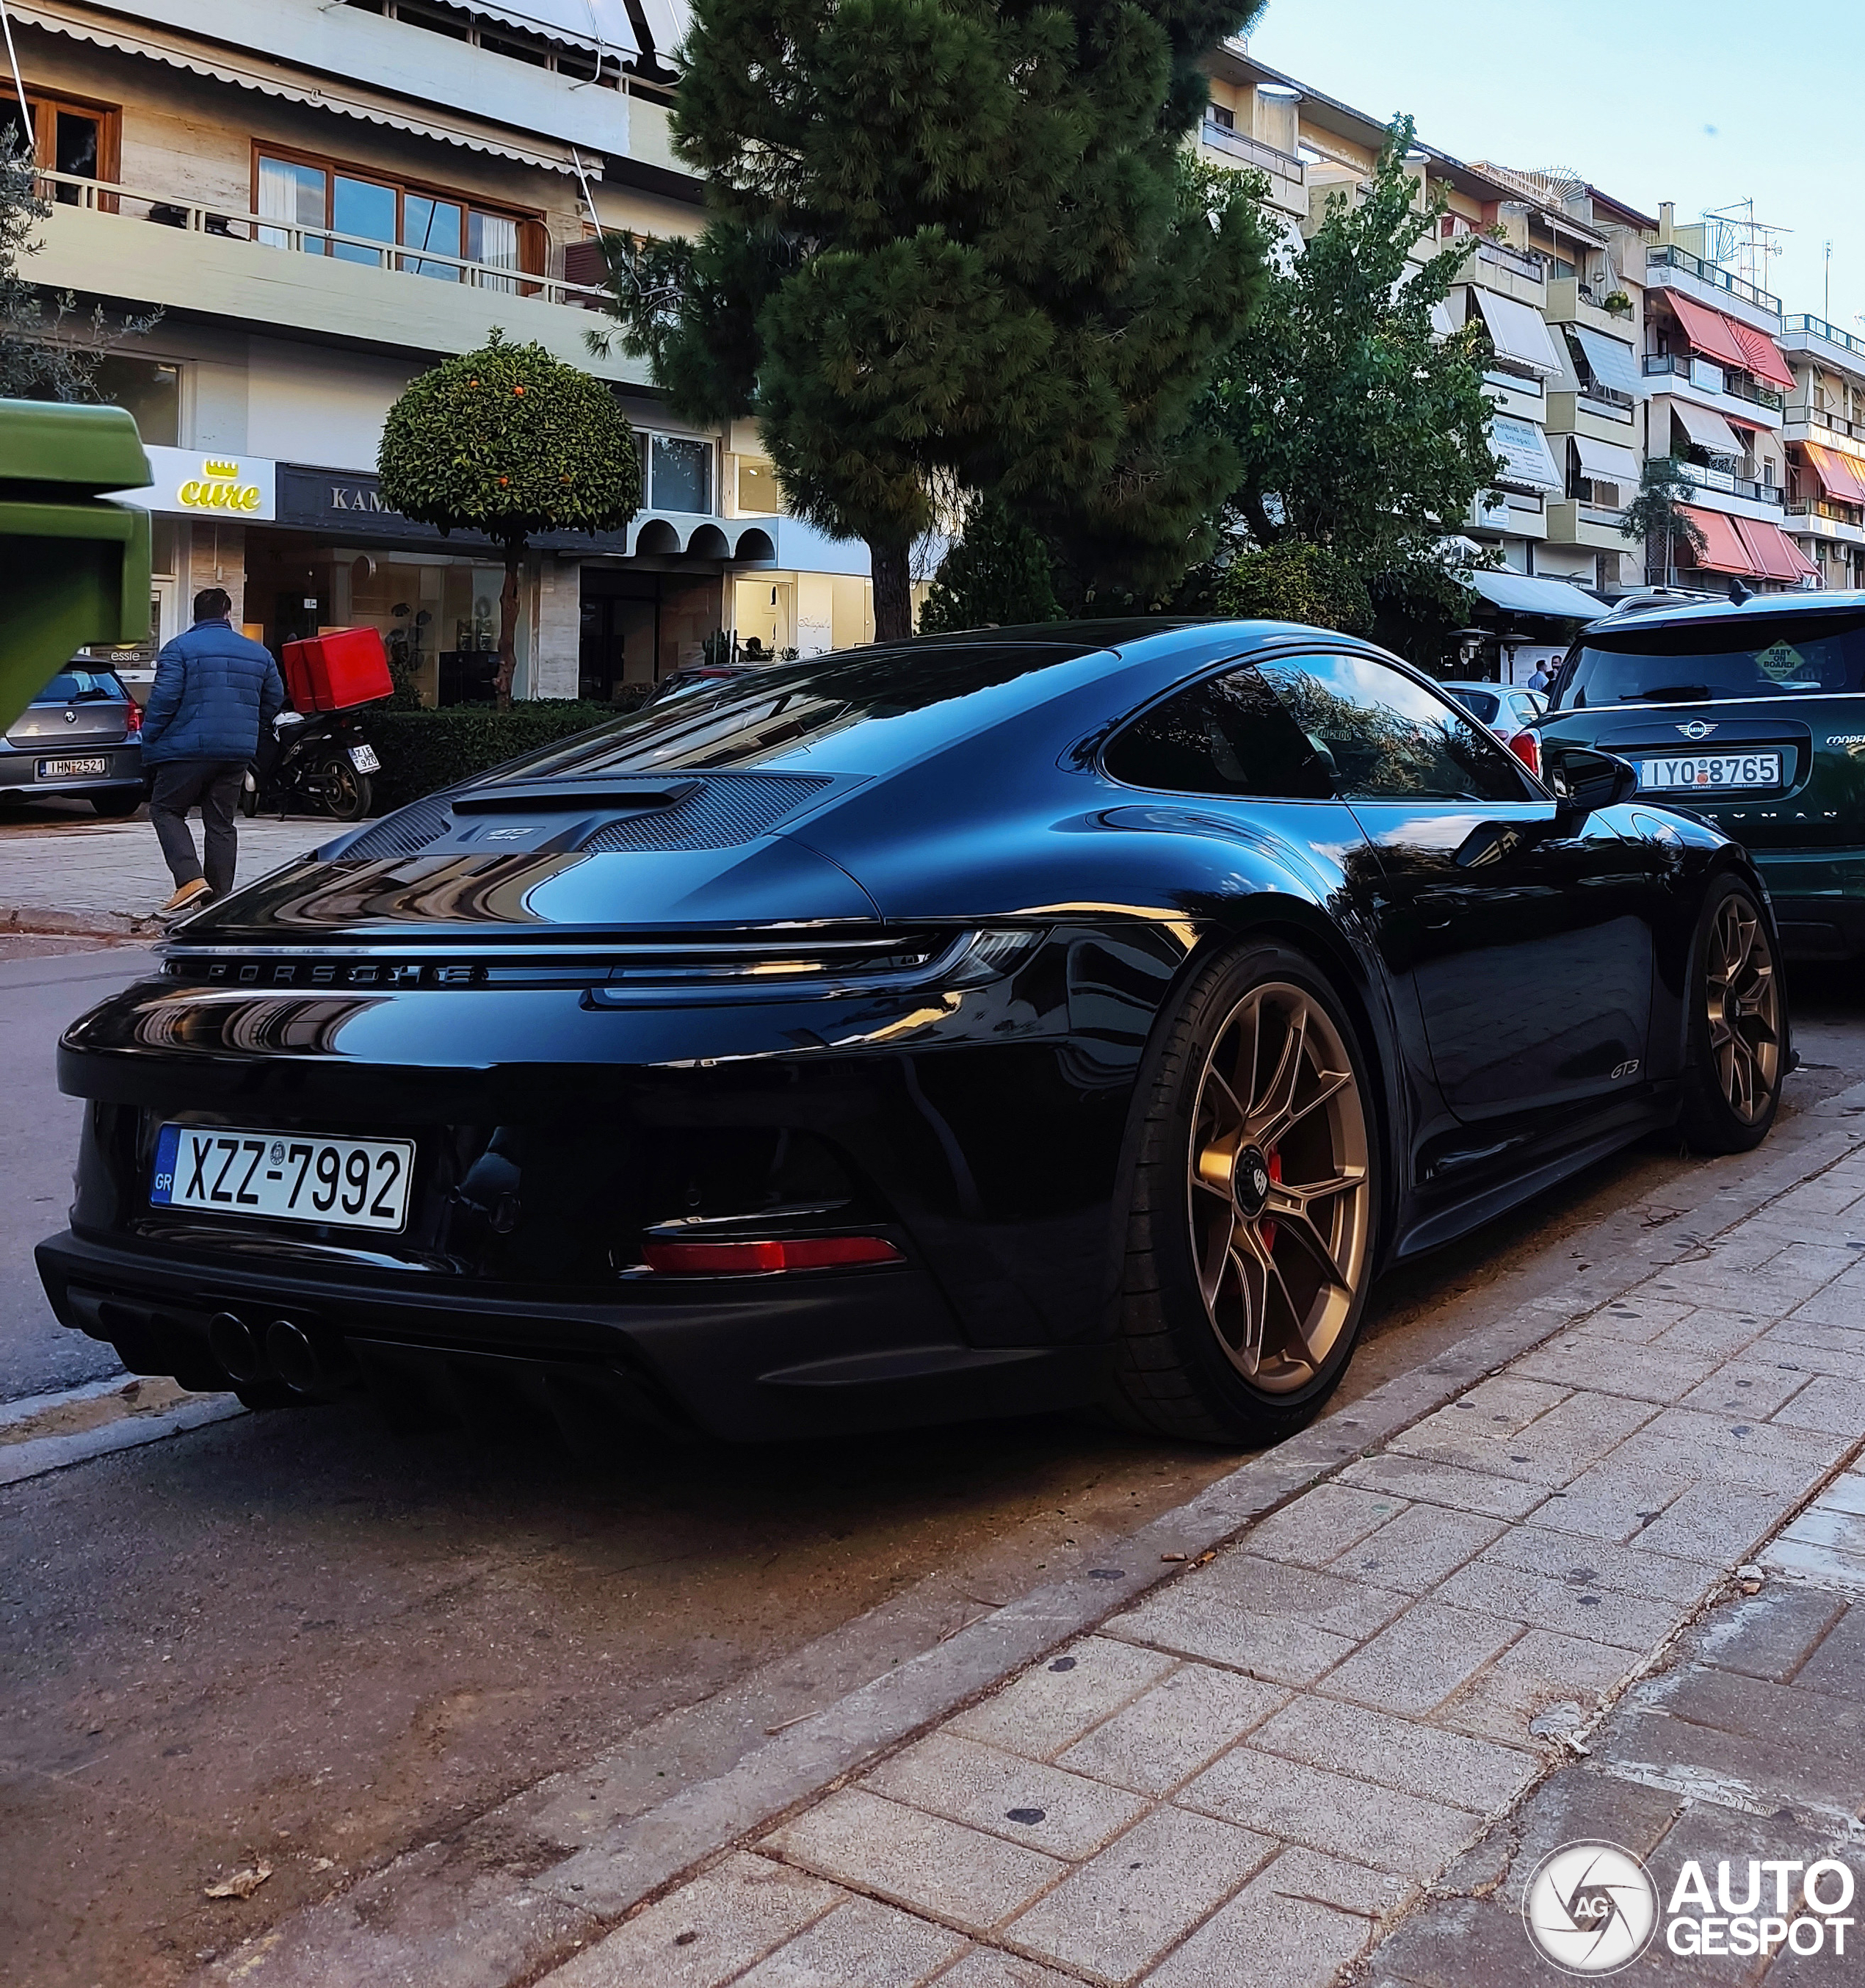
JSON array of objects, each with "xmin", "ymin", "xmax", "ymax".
[{"xmin": 158, "ymin": 878, "xmax": 214, "ymax": 919}]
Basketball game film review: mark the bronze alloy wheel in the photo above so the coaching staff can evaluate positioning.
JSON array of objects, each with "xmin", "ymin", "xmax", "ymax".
[
  {"xmin": 1705, "ymin": 892, "xmax": 1781, "ymax": 1126},
  {"xmin": 1185, "ymin": 982, "xmax": 1373, "ymax": 1394}
]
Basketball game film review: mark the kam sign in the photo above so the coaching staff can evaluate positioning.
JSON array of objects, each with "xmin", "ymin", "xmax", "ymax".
[{"xmin": 109, "ymin": 447, "xmax": 277, "ymax": 522}]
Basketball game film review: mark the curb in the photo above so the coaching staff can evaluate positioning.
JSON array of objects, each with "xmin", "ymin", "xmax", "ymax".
[
  {"xmin": 204, "ymin": 1078, "xmax": 1865, "ymax": 1988},
  {"xmin": 0, "ymin": 903, "xmax": 157, "ymax": 939}
]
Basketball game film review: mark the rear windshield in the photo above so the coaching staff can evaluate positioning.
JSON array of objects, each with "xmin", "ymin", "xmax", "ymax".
[
  {"xmin": 1449, "ymin": 688, "xmax": 1500, "ymax": 723},
  {"xmin": 1554, "ymin": 612, "xmax": 1865, "ymax": 709},
  {"xmin": 38, "ymin": 670, "xmax": 126, "ymax": 703},
  {"xmin": 492, "ymin": 641, "xmax": 1099, "ymax": 779}
]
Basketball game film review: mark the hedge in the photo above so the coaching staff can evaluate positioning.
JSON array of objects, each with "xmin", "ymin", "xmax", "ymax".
[{"xmin": 366, "ymin": 697, "xmax": 648, "ymax": 814}]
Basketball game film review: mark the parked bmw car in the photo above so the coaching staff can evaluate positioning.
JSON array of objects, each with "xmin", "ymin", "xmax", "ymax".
[
  {"xmin": 1538, "ymin": 592, "xmax": 1865, "ymax": 960},
  {"xmin": 0, "ymin": 662, "xmax": 144, "ymax": 815},
  {"xmin": 39, "ymin": 621, "xmax": 1786, "ymax": 1448}
]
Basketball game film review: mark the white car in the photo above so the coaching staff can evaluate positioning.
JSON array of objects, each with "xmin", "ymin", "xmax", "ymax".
[{"xmin": 1440, "ymin": 681, "xmax": 1547, "ymax": 737}]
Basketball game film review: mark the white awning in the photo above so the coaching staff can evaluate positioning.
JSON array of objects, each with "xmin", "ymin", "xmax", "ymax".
[
  {"xmin": 1489, "ymin": 414, "xmax": 1563, "ymax": 492},
  {"xmin": 475, "ymin": 1, "xmax": 639, "ymax": 54},
  {"xmin": 1467, "ymin": 570, "xmax": 1607, "ymax": 620},
  {"xmin": 1670, "ymin": 400, "xmax": 1744, "ymax": 458},
  {"xmin": 1568, "ymin": 324, "xmax": 1641, "ymax": 398},
  {"xmin": 12, "ymin": 2, "xmax": 595, "ymax": 174},
  {"xmin": 1469, "ymin": 286, "xmax": 1564, "ymax": 377},
  {"xmin": 1571, "ymin": 435, "xmax": 1642, "ymax": 484}
]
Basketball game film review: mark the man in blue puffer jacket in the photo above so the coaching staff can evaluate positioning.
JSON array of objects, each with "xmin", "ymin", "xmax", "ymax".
[{"xmin": 141, "ymin": 587, "xmax": 286, "ymax": 918}]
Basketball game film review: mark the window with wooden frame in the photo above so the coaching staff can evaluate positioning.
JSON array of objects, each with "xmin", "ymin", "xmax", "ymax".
[
  {"xmin": 251, "ymin": 146, "xmax": 542, "ymax": 292},
  {"xmin": 0, "ymin": 87, "xmax": 120, "ymax": 205}
]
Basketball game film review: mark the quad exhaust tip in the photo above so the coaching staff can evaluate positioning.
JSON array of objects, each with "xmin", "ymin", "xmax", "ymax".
[
  {"xmin": 264, "ymin": 1318, "xmax": 325, "ymax": 1395},
  {"xmin": 207, "ymin": 1311, "xmax": 264, "ymax": 1386}
]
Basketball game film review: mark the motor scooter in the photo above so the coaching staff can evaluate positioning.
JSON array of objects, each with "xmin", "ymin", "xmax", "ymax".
[{"xmin": 242, "ymin": 705, "xmax": 380, "ymax": 820}]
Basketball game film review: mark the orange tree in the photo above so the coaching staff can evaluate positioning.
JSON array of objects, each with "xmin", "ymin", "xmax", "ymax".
[{"xmin": 378, "ymin": 331, "xmax": 640, "ymax": 706}]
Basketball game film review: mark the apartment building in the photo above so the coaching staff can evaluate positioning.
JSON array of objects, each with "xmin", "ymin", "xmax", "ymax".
[
  {"xmin": 7, "ymin": 0, "xmax": 871, "ymax": 704},
  {"xmin": 1781, "ymin": 315, "xmax": 1865, "ymax": 594}
]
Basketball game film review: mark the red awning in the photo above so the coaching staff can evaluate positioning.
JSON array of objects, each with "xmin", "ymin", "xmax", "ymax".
[
  {"xmin": 1727, "ymin": 319, "xmax": 1795, "ymax": 391},
  {"xmin": 1666, "ymin": 292, "xmax": 1752, "ymax": 372},
  {"xmin": 1734, "ymin": 516, "xmax": 1820, "ymax": 584},
  {"xmin": 1801, "ymin": 442, "xmax": 1865, "ymax": 507},
  {"xmin": 1678, "ymin": 503, "xmax": 1758, "ymax": 574}
]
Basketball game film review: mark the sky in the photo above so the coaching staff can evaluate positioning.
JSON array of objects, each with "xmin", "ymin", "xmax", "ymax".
[{"xmin": 1248, "ymin": 0, "xmax": 1865, "ymax": 336}]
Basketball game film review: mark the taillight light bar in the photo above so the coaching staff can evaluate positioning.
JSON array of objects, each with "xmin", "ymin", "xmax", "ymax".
[
  {"xmin": 1508, "ymin": 729, "xmax": 1541, "ymax": 779},
  {"xmin": 640, "ymin": 1235, "xmax": 904, "ymax": 1276},
  {"xmin": 125, "ymin": 698, "xmax": 143, "ymax": 735}
]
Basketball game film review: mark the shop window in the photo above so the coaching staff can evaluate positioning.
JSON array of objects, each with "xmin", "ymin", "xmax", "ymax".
[
  {"xmin": 255, "ymin": 148, "xmax": 533, "ymax": 287},
  {"xmin": 651, "ymin": 435, "xmax": 713, "ymax": 514},
  {"xmin": 0, "ymin": 89, "xmax": 119, "ymax": 203}
]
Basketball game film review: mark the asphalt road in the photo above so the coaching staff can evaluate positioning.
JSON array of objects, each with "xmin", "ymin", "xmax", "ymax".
[{"xmin": 3, "ymin": 934, "xmax": 1862, "ymax": 1988}]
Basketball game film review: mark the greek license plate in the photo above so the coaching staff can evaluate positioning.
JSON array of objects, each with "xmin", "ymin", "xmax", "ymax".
[
  {"xmin": 150, "ymin": 1125, "xmax": 413, "ymax": 1231},
  {"xmin": 348, "ymin": 744, "xmax": 380, "ymax": 773},
  {"xmin": 1637, "ymin": 752, "xmax": 1781, "ymax": 792},
  {"xmin": 37, "ymin": 755, "xmax": 110, "ymax": 778}
]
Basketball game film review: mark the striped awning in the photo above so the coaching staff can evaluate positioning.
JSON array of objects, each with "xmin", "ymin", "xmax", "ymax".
[{"xmin": 1801, "ymin": 442, "xmax": 1865, "ymax": 507}]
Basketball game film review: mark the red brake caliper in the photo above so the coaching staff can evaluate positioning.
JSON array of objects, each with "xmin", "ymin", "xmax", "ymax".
[{"xmin": 1261, "ymin": 1149, "xmax": 1282, "ymax": 1251}]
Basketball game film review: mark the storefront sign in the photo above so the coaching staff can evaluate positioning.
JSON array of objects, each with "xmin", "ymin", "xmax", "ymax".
[
  {"xmin": 276, "ymin": 465, "xmax": 625, "ymax": 554},
  {"xmin": 110, "ymin": 446, "xmax": 277, "ymax": 521}
]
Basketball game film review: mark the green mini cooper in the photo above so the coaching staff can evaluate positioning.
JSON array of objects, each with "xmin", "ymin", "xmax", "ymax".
[{"xmin": 1540, "ymin": 593, "xmax": 1865, "ymax": 959}]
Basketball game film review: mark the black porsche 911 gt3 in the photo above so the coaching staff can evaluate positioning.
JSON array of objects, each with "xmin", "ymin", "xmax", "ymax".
[{"xmin": 37, "ymin": 620, "xmax": 1786, "ymax": 1447}]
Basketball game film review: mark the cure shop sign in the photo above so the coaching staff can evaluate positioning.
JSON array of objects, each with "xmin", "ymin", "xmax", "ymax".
[{"xmin": 109, "ymin": 446, "xmax": 277, "ymax": 522}]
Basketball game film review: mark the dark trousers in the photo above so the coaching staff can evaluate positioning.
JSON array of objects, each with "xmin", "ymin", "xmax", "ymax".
[{"xmin": 149, "ymin": 759, "xmax": 246, "ymax": 897}]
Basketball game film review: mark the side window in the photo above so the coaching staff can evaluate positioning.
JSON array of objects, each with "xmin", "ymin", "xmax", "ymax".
[
  {"xmin": 1255, "ymin": 653, "xmax": 1534, "ymax": 804},
  {"xmin": 1104, "ymin": 665, "xmax": 1336, "ymax": 799}
]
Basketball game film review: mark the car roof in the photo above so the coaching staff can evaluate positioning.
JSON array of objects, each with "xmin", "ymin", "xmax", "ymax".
[{"xmin": 1585, "ymin": 590, "xmax": 1865, "ymax": 639}]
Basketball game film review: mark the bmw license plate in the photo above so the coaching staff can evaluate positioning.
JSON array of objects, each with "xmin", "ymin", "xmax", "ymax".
[
  {"xmin": 347, "ymin": 744, "xmax": 380, "ymax": 773},
  {"xmin": 37, "ymin": 755, "xmax": 110, "ymax": 778},
  {"xmin": 150, "ymin": 1124, "xmax": 413, "ymax": 1231},
  {"xmin": 1636, "ymin": 752, "xmax": 1780, "ymax": 792}
]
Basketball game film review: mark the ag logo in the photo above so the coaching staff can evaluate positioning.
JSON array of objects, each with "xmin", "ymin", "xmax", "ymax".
[
  {"xmin": 1677, "ymin": 720, "xmax": 1717, "ymax": 741},
  {"xmin": 1522, "ymin": 1840, "xmax": 1658, "ymax": 1974}
]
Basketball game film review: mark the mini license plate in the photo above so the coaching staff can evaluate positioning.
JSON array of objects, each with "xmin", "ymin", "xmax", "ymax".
[
  {"xmin": 37, "ymin": 755, "xmax": 111, "ymax": 778},
  {"xmin": 348, "ymin": 743, "xmax": 380, "ymax": 773},
  {"xmin": 1637, "ymin": 752, "xmax": 1781, "ymax": 793},
  {"xmin": 151, "ymin": 1125, "xmax": 414, "ymax": 1231}
]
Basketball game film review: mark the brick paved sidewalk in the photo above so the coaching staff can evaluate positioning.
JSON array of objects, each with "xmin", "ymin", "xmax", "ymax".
[
  {"xmin": 0, "ymin": 814, "xmax": 327, "ymax": 934},
  {"xmin": 533, "ymin": 1146, "xmax": 1865, "ymax": 1988}
]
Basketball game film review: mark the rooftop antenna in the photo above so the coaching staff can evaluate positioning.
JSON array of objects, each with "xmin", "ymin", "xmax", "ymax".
[{"xmin": 1701, "ymin": 198, "xmax": 1789, "ymax": 294}]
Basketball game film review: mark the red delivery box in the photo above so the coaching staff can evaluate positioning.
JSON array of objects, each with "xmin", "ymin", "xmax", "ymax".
[{"xmin": 280, "ymin": 626, "xmax": 393, "ymax": 713}]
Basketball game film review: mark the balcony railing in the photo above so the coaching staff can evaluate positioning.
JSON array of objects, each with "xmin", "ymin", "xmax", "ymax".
[
  {"xmin": 1680, "ymin": 463, "xmax": 1783, "ymax": 506},
  {"xmin": 1199, "ymin": 120, "xmax": 1305, "ymax": 181},
  {"xmin": 1642, "ymin": 351, "xmax": 1783, "ymax": 411},
  {"xmin": 1786, "ymin": 499, "xmax": 1865, "ymax": 527},
  {"xmin": 1795, "ymin": 405, "xmax": 1865, "ymax": 444},
  {"xmin": 1784, "ymin": 314, "xmax": 1865, "ymax": 364},
  {"xmin": 28, "ymin": 167, "xmax": 610, "ymax": 309},
  {"xmin": 1475, "ymin": 239, "xmax": 1546, "ymax": 285},
  {"xmin": 1646, "ymin": 243, "xmax": 1781, "ymax": 318}
]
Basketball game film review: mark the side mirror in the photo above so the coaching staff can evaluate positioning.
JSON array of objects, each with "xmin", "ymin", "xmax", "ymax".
[{"xmin": 1544, "ymin": 742, "xmax": 1637, "ymax": 817}]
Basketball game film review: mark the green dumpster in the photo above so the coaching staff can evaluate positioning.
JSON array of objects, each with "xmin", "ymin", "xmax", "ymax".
[{"xmin": 0, "ymin": 398, "xmax": 152, "ymax": 731}]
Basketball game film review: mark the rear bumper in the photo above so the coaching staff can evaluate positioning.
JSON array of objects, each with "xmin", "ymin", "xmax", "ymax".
[
  {"xmin": 0, "ymin": 744, "xmax": 141, "ymax": 793},
  {"xmin": 35, "ymin": 1227, "xmax": 1112, "ymax": 1443},
  {"xmin": 1750, "ymin": 848, "xmax": 1865, "ymax": 959}
]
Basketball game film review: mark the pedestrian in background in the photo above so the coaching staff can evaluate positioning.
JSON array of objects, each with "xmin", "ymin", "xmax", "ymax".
[{"xmin": 140, "ymin": 586, "xmax": 284, "ymax": 919}]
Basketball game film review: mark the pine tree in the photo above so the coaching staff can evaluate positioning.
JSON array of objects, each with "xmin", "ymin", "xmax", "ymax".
[
  {"xmin": 596, "ymin": 0, "xmax": 1269, "ymax": 639},
  {"xmin": 919, "ymin": 492, "xmax": 1061, "ymax": 633}
]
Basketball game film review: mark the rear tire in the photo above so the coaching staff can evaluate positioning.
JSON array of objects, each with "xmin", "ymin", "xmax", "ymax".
[
  {"xmin": 1109, "ymin": 940, "xmax": 1380, "ymax": 1446},
  {"xmin": 319, "ymin": 756, "xmax": 371, "ymax": 821},
  {"xmin": 1676, "ymin": 876, "xmax": 1786, "ymax": 1154}
]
